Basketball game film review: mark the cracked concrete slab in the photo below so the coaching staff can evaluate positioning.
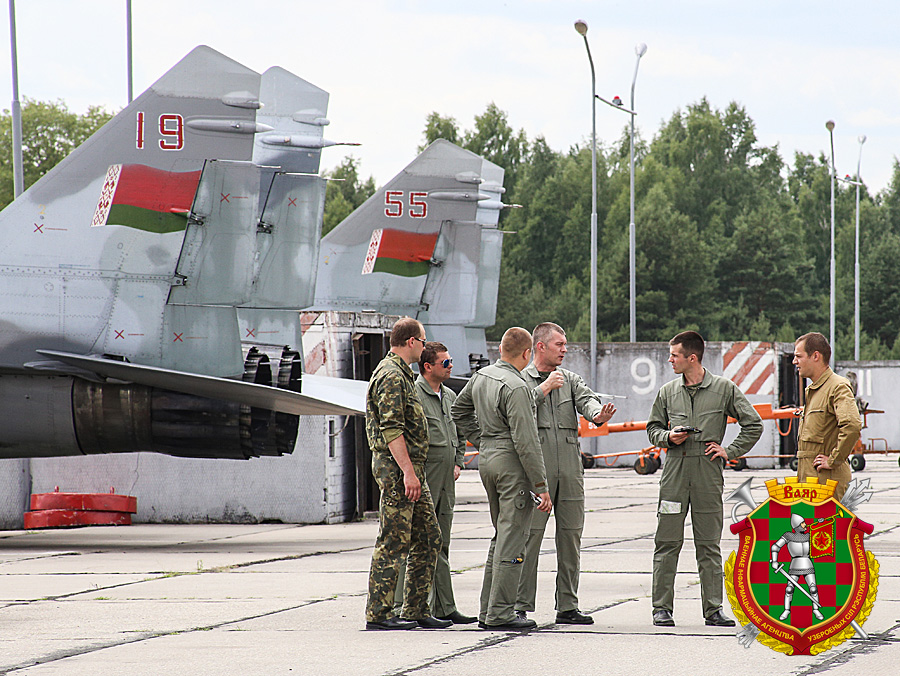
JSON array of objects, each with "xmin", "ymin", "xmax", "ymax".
[{"xmin": 1, "ymin": 460, "xmax": 898, "ymax": 675}]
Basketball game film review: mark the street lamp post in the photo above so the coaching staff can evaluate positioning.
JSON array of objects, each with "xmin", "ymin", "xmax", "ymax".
[
  {"xmin": 8, "ymin": 0, "xmax": 24, "ymax": 198},
  {"xmin": 574, "ymin": 19, "xmax": 598, "ymax": 396},
  {"xmin": 126, "ymin": 0, "xmax": 134, "ymax": 103},
  {"xmin": 826, "ymin": 120, "xmax": 836, "ymax": 364},
  {"xmin": 629, "ymin": 43, "xmax": 647, "ymax": 343},
  {"xmin": 854, "ymin": 135, "xmax": 866, "ymax": 361}
]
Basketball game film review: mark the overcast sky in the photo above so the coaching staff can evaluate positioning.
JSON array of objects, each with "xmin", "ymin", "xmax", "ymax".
[{"xmin": 2, "ymin": 0, "xmax": 898, "ymax": 193}]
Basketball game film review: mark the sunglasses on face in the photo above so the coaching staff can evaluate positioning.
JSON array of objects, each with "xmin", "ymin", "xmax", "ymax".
[
  {"xmin": 439, "ymin": 358, "xmax": 452, "ymax": 368},
  {"xmin": 412, "ymin": 336, "xmax": 426, "ymax": 345}
]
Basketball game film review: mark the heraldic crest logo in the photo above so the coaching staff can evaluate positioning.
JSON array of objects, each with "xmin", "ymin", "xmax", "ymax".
[{"xmin": 725, "ymin": 477, "xmax": 879, "ymax": 655}]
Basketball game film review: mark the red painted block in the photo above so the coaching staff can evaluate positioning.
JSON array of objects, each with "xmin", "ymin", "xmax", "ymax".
[
  {"xmin": 30, "ymin": 492, "xmax": 137, "ymax": 513},
  {"xmin": 23, "ymin": 510, "xmax": 132, "ymax": 529}
]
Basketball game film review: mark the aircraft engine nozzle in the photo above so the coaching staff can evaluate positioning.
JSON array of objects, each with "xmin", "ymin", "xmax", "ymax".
[{"xmin": 0, "ymin": 350, "xmax": 305, "ymax": 461}]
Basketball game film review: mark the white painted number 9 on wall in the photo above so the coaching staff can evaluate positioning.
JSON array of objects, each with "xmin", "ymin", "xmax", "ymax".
[{"xmin": 631, "ymin": 357, "xmax": 657, "ymax": 395}]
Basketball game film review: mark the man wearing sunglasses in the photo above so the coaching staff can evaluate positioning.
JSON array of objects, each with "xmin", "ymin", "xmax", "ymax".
[
  {"xmin": 395, "ymin": 342, "xmax": 475, "ymax": 624},
  {"xmin": 515, "ymin": 322, "xmax": 616, "ymax": 625},
  {"xmin": 365, "ymin": 318, "xmax": 447, "ymax": 630}
]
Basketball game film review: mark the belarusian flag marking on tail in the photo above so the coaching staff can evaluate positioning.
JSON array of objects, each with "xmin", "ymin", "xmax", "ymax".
[
  {"xmin": 361, "ymin": 228, "xmax": 384, "ymax": 274},
  {"xmin": 92, "ymin": 164, "xmax": 122, "ymax": 227},
  {"xmin": 91, "ymin": 164, "xmax": 202, "ymax": 233},
  {"xmin": 361, "ymin": 228, "xmax": 439, "ymax": 277}
]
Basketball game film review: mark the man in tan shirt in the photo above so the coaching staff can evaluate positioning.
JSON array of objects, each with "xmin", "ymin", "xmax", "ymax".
[{"xmin": 793, "ymin": 332, "xmax": 861, "ymax": 501}]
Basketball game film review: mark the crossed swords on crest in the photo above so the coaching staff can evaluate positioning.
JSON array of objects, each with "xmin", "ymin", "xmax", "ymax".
[{"xmin": 726, "ymin": 478, "xmax": 873, "ymax": 647}]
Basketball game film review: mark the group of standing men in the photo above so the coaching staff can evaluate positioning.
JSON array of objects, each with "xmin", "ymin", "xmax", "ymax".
[
  {"xmin": 364, "ymin": 318, "xmax": 613, "ymax": 630},
  {"xmin": 363, "ymin": 317, "xmax": 861, "ymax": 632}
]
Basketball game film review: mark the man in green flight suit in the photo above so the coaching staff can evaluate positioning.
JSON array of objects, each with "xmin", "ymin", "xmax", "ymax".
[
  {"xmin": 364, "ymin": 317, "xmax": 449, "ymax": 631},
  {"xmin": 452, "ymin": 327, "xmax": 552, "ymax": 630},
  {"xmin": 515, "ymin": 322, "xmax": 616, "ymax": 625},
  {"xmin": 647, "ymin": 331, "xmax": 762, "ymax": 628},
  {"xmin": 394, "ymin": 341, "xmax": 476, "ymax": 624}
]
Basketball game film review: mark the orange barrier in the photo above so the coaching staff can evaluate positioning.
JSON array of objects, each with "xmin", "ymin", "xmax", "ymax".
[
  {"xmin": 578, "ymin": 403, "xmax": 801, "ymax": 439},
  {"xmin": 465, "ymin": 404, "xmax": 805, "ymax": 472}
]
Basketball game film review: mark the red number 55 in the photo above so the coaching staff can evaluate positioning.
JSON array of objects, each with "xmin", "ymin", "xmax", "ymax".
[{"xmin": 384, "ymin": 190, "xmax": 428, "ymax": 218}]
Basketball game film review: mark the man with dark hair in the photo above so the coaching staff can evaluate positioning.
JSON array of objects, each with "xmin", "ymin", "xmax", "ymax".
[
  {"xmin": 647, "ymin": 330, "xmax": 762, "ymax": 628},
  {"xmin": 390, "ymin": 316, "xmax": 427, "ymax": 348},
  {"xmin": 514, "ymin": 322, "xmax": 615, "ymax": 625},
  {"xmin": 365, "ymin": 318, "xmax": 448, "ymax": 631},
  {"xmin": 395, "ymin": 342, "xmax": 475, "ymax": 624},
  {"xmin": 793, "ymin": 332, "xmax": 860, "ymax": 501},
  {"xmin": 452, "ymin": 327, "xmax": 552, "ymax": 630}
]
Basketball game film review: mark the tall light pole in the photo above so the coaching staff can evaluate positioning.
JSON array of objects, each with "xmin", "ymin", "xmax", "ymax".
[
  {"xmin": 629, "ymin": 43, "xmax": 647, "ymax": 343},
  {"xmin": 826, "ymin": 120, "xmax": 836, "ymax": 364},
  {"xmin": 126, "ymin": 0, "xmax": 134, "ymax": 103},
  {"xmin": 8, "ymin": 0, "xmax": 24, "ymax": 198},
  {"xmin": 574, "ymin": 19, "xmax": 598, "ymax": 395},
  {"xmin": 854, "ymin": 135, "xmax": 866, "ymax": 361}
]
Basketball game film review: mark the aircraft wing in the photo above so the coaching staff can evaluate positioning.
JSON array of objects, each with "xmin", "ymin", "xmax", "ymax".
[{"xmin": 36, "ymin": 350, "xmax": 365, "ymax": 417}]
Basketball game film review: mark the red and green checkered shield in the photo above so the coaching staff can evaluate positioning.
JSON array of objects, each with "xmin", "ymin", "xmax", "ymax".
[{"xmin": 727, "ymin": 496, "xmax": 877, "ymax": 655}]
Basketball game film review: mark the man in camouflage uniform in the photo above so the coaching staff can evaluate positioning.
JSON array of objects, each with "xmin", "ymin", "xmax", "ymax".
[
  {"xmin": 395, "ymin": 342, "xmax": 476, "ymax": 623},
  {"xmin": 452, "ymin": 327, "xmax": 552, "ymax": 630},
  {"xmin": 365, "ymin": 318, "xmax": 448, "ymax": 631},
  {"xmin": 515, "ymin": 323, "xmax": 616, "ymax": 625},
  {"xmin": 793, "ymin": 332, "xmax": 861, "ymax": 501}
]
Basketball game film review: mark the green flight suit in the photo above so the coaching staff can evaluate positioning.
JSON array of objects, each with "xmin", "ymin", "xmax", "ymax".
[
  {"xmin": 365, "ymin": 352, "xmax": 441, "ymax": 623},
  {"xmin": 452, "ymin": 359, "xmax": 548, "ymax": 625},
  {"xmin": 515, "ymin": 365, "xmax": 603, "ymax": 613},
  {"xmin": 646, "ymin": 369, "xmax": 762, "ymax": 618},
  {"xmin": 797, "ymin": 368, "xmax": 861, "ymax": 501},
  {"xmin": 394, "ymin": 375, "xmax": 467, "ymax": 616}
]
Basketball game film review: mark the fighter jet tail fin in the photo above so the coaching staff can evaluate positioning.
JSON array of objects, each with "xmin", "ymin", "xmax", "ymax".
[{"xmin": 313, "ymin": 140, "xmax": 507, "ymax": 371}]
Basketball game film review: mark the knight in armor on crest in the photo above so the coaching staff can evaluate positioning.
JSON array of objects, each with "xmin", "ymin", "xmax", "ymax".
[{"xmin": 771, "ymin": 514, "xmax": 824, "ymax": 621}]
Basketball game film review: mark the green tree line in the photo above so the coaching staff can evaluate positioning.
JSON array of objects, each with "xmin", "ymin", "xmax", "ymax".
[
  {"xmin": 0, "ymin": 99, "xmax": 113, "ymax": 208},
  {"xmin": 7, "ymin": 98, "xmax": 899, "ymax": 361},
  {"xmin": 418, "ymin": 100, "xmax": 900, "ymax": 360}
]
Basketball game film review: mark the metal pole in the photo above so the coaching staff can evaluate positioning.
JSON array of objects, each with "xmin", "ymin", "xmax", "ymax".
[
  {"xmin": 629, "ymin": 44, "xmax": 646, "ymax": 343},
  {"xmin": 854, "ymin": 135, "xmax": 866, "ymax": 361},
  {"xmin": 826, "ymin": 121, "xmax": 835, "ymax": 365},
  {"xmin": 126, "ymin": 0, "xmax": 133, "ymax": 103},
  {"xmin": 575, "ymin": 21, "xmax": 597, "ymax": 395},
  {"xmin": 8, "ymin": 0, "xmax": 24, "ymax": 197}
]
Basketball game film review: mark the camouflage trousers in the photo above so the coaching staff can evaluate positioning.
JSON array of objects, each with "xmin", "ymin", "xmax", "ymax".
[{"xmin": 366, "ymin": 462, "xmax": 441, "ymax": 622}]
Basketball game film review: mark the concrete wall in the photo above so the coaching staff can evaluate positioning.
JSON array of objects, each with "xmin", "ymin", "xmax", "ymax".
[
  {"xmin": 836, "ymin": 360, "xmax": 900, "ymax": 456},
  {"xmin": 0, "ymin": 311, "xmax": 389, "ymax": 529},
  {"xmin": 4, "ymin": 335, "xmax": 898, "ymax": 529},
  {"xmin": 487, "ymin": 340, "xmax": 797, "ymax": 469}
]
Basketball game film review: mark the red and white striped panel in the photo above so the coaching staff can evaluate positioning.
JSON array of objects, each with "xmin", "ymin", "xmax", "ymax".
[{"xmin": 723, "ymin": 341, "xmax": 775, "ymax": 395}]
